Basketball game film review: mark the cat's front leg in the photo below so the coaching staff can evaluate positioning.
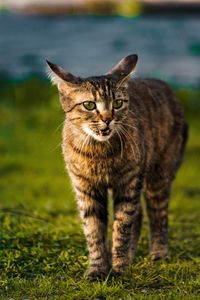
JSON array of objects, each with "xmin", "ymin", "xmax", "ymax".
[
  {"xmin": 75, "ymin": 184, "xmax": 109, "ymax": 280},
  {"xmin": 112, "ymin": 179, "xmax": 142, "ymax": 274}
]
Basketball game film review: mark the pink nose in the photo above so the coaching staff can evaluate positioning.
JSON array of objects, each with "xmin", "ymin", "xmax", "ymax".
[{"xmin": 101, "ymin": 113, "xmax": 112, "ymax": 125}]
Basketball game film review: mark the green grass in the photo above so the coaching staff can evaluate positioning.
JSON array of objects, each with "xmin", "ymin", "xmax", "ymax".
[{"xmin": 0, "ymin": 79, "xmax": 200, "ymax": 299}]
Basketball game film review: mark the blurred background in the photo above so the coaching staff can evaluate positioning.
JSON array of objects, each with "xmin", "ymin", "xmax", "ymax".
[
  {"xmin": 0, "ymin": 0, "xmax": 200, "ymax": 216},
  {"xmin": 1, "ymin": 0, "xmax": 200, "ymax": 84},
  {"xmin": 0, "ymin": 1, "xmax": 200, "ymax": 217},
  {"xmin": 0, "ymin": 1, "xmax": 200, "ymax": 296}
]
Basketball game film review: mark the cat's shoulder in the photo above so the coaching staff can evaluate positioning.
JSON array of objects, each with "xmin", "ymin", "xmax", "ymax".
[
  {"xmin": 127, "ymin": 77, "xmax": 175, "ymax": 103},
  {"xmin": 128, "ymin": 77, "xmax": 172, "ymax": 93}
]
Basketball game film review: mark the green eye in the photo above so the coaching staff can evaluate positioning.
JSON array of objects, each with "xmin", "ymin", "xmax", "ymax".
[
  {"xmin": 113, "ymin": 99, "xmax": 123, "ymax": 109},
  {"xmin": 83, "ymin": 101, "xmax": 96, "ymax": 111}
]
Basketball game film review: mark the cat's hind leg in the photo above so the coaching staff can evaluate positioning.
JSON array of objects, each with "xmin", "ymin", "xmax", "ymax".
[
  {"xmin": 144, "ymin": 184, "xmax": 170, "ymax": 260},
  {"xmin": 144, "ymin": 122, "xmax": 188, "ymax": 260}
]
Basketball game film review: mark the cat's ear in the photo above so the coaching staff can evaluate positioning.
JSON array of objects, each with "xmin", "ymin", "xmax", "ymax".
[
  {"xmin": 46, "ymin": 60, "xmax": 80, "ymax": 88},
  {"xmin": 106, "ymin": 54, "xmax": 138, "ymax": 86}
]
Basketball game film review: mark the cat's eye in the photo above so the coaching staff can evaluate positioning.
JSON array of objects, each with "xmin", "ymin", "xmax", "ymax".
[
  {"xmin": 113, "ymin": 99, "xmax": 123, "ymax": 109},
  {"xmin": 83, "ymin": 101, "xmax": 96, "ymax": 111}
]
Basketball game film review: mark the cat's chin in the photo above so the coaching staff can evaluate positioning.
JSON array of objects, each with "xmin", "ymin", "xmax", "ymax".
[
  {"xmin": 83, "ymin": 126, "xmax": 112, "ymax": 142},
  {"xmin": 94, "ymin": 134, "xmax": 112, "ymax": 142}
]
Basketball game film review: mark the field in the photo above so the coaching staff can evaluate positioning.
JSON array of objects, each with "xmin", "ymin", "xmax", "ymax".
[{"xmin": 0, "ymin": 79, "xmax": 200, "ymax": 299}]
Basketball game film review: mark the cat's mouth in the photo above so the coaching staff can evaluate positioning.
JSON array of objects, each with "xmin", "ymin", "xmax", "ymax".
[
  {"xmin": 99, "ymin": 128, "xmax": 111, "ymax": 136},
  {"xmin": 93, "ymin": 128, "xmax": 112, "ymax": 140},
  {"xmin": 83, "ymin": 125, "xmax": 112, "ymax": 142}
]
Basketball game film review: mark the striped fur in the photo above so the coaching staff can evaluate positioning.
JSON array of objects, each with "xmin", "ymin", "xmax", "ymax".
[{"xmin": 47, "ymin": 55, "xmax": 188, "ymax": 279}]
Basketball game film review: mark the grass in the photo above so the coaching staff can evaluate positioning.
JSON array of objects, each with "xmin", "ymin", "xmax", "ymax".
[{"xmin": 0, "ymin": 79, "xmax": 200, "ymax": 299}]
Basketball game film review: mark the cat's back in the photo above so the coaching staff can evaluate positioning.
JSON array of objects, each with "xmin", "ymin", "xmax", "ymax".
[
  {"xmin": 127, "ymin": 77, "xmax": 187, "ymax": 166},
  {"xmin": 128, "ymin": 77, "xmax": 183, "ymax": 117}
]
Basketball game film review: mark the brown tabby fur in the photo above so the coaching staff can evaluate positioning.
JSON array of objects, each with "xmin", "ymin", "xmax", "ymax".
[{"xmin": 47, "ymin": 55, "xmax": 188, "ymax": 280}]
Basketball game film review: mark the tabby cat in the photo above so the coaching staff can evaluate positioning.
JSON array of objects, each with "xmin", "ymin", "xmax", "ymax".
[{"xmin": 47, "ymin": 54, "xmax": 188, "ymax": 280}]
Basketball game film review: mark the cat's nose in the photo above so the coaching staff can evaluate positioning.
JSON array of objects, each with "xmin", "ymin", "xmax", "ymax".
[
  {"xmin": 104, "ymin": 119, "xmax": 111, "ymax": 126},
  {"xmin": 101, "ymin": 113, "xmax": 112, "ymax": 125}
]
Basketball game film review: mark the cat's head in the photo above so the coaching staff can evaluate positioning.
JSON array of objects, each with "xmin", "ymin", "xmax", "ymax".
[{"xmin": 47, "ymin": 54, "xmax": 138, "ymax": 142}]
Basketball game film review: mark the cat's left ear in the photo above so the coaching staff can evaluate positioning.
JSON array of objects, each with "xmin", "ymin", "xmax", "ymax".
[
  {"xmin": 46, "ymin": 60, "xmax": 80, "ymax": 89},
  {"xmin": 106, "ymin": 54, "xmax": 138, "ymax": 86}
]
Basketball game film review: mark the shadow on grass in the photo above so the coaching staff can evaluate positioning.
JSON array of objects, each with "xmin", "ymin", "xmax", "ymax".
[
  {"xmin": 0, "ymin": 209, "xmax": 199, "ymax": 281},
  {"xmin": 0, "ymin": 163, "xmax": 27, "ymax": 176},
  {"xmin": 0, "ymin": 219, "xmax": 87, "ymax": 279},
  {"xmin": 182, "ymin": 187, "xmax": 200, "ymax": 197}
]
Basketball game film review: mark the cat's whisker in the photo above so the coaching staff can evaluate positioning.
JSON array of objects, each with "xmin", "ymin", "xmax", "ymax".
[
  {"xmin": 122, "ymin": 123, "xmax": 138, "ymax": 131},
  {"xmin": 53, "ymin": 120, "xmax": 65, "ymax": 134},
  {"xmin": 119, "ymin": 126, "xmax": 137, "ymax": 160},
  {"xmin": 119, "ymin": 128, "xmax": 135, "ymax": 159},
  {"xmin": 128, "ymin": 109, "xmax": 137, "ymax": 118},
  {"xmin": 50, "ymin": 142, "xmax": 61, "ymax": 153},
  {"xmin": 115, "ymin": 121, "xmax": 138, "ymax": 131},
  {"xmin": 77, "ymin": 137, "xmax": 86, "ymax": 165},
  {"xmin": 115, "ymin": 128, "xmax": 124, "ymax": 159},
  {"xmin": 121, "ymin": 125, "xmax": 139, "ymax": 158},
  {"xmin": 106, "ymin": 139, "xmax": 114, "ymax": 155},
  {"xmin": 77, "ymin": 133, "xmax": 91, "ymax": 165},
  {"xmin": 73, "ymin": 132, "xmax": 88, "ymax": 165}
]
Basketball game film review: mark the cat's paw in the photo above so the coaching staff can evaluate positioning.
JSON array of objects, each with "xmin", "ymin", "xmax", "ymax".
[
  {"xmin": 111, "ymin": 265, "xmax": 127, "ymax": 276},
  {"xmin": 150, "ymin": 246, "xmax": 169, "ymax": 261},
  {"xmin": 84, "ymin": 267, "xmax": 108, "ymax": 281}
]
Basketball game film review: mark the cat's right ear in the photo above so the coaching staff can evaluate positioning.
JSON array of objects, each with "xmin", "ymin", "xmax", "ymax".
[
  {"xmin": 106, "ymin": 54, "xmax": 138, "ymax": 86},
  {"xmin": 46, "ymin": 60, "xmax": 80, "ymax": 89}
]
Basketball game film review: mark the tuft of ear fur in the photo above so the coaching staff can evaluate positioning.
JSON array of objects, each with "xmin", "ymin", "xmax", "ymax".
[
  {"xmin": 106, "ymin": 54, "xmax": 138, "ymax": 85},
  {"xmin": 46, "ymin": 60, "xmax": 80, "ymax": 86}
]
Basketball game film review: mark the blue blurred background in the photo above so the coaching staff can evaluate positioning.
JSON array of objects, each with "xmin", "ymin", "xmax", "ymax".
[{"xmin": 0, "ymin": 0, "xmax": 200, "ymax": 87}]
